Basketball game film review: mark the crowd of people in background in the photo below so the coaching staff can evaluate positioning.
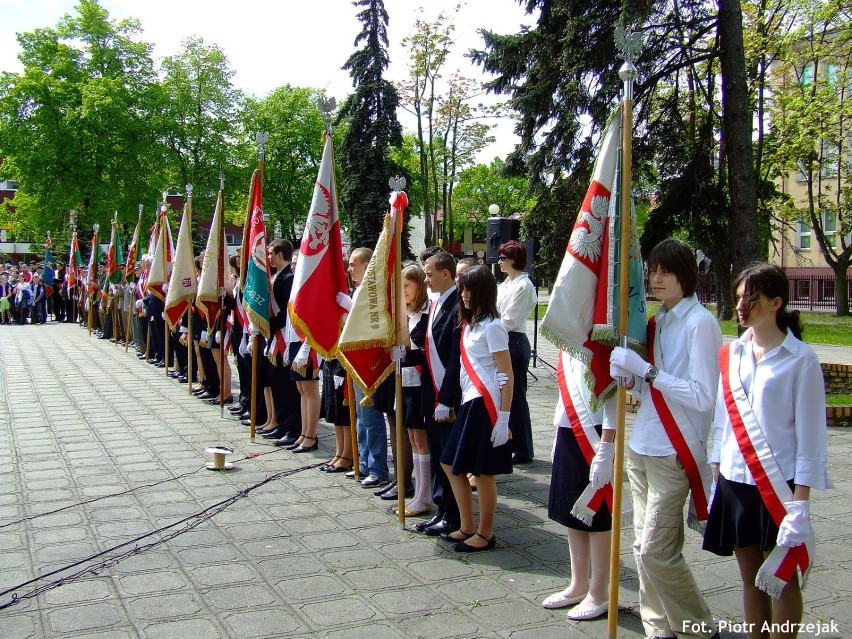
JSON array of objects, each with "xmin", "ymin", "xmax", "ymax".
[{"xmin": 0, "ymin": 259, "xmax": 70, "ymax": 325}]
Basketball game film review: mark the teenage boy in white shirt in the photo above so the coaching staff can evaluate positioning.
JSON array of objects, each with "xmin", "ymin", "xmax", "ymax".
[{"xmin": 603, "ymin": 238, "xmax": 720, "ymax": 639}]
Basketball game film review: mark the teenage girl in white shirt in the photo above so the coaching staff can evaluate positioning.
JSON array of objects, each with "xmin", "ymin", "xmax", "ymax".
[{"xmin": 704, "ymin": 263, "xmax": 831, "ymax": 637}]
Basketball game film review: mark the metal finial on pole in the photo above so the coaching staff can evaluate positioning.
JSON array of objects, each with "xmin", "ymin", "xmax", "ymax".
[
  {"xmin": 138, "ymin": 203, "xmax": 143, "ymax": 220},
  {"xmin": 113, "ymin": 210, "xmax": 118, "ymax": 224},
  {"xmin": 186, "ymin": 184, "xmax": 193, "ymax": 199},
  {"xmin": 389, "ymin": 176, "xmax": 407, "ymax": 192},
  {"xmin": 256, "ymin": 131, "xmax": 269, "ymax": 162},
  {"xmin": 69, "ymin": 209, "xmax": 76, "ymax": 233},
  {"xmin": 317, "ymin": 96, "xmax": 337, "ymax": 132},
  {"xmin": 162, "ymin": 191, "xmax": 169, "ymax": 211},
  {"xmin": 218, "ymin": 165, "xmax": 225, "ymax": 191}
]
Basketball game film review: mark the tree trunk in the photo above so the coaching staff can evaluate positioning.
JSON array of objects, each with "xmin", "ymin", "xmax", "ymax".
[
  {"xmin": 835, "ymin": 260, "xmax": 850, "ymax": 317},
  {"xmin": 718, "ymin": 0, "xmax": 758, "ymax": 275}
]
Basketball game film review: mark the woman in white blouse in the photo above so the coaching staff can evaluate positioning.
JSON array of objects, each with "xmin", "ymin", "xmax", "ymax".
[
  {"xmin": 704, "ymin": 263, "xmax": 831, "ymax": 633},
  {"xmin": 496, "ymin": 241, "xmax": 538, "ymax": 463}
]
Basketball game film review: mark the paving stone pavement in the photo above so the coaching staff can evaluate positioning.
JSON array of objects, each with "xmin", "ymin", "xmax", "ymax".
[{"xmin": 0, "ymin": 320, "xmax": 848, "ymax": 639}]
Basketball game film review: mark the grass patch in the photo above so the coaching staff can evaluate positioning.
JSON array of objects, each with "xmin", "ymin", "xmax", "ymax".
[
  {"xmin": 827, "ymin": 394, "xmax": 852, "ymax": 405},
  {"xmin": 536, "ymin": 296, "xmax": 852, "ymax": 346}
]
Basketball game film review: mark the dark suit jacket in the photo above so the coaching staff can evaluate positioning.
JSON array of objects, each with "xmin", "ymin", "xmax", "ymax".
[
  {"xmin": 407, "ymin": 289, "xmax": 461, "ymax": 412},
  {"xmin": 269, "ymin": 264, "xmax": 294, "ymax": 334}
]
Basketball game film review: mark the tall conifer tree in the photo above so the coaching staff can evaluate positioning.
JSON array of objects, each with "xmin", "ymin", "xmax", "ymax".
[{"xmin": 337, "ymin": 0, "xmax": 405, "ymax": 251}]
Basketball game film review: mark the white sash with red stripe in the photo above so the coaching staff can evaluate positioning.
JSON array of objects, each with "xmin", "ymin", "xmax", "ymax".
[
  {"xmin": 266, "ymin": 276, "xmax": 288, "ymax": 361},
  {"xmin": 554, "ymin": 352, "xmax": 613, "ymax": 525},
  {"xmin": 459, "ymin": 323, "xmax": 500, "ymax": 427},
  {"xmin": 424, "ymin": 299, "xmax": 445, "ymax": 408},
  {"xmin": 719, "ymin": 342, "xmax": 814, "ymax": 598},
  {"xmin": 647, "ymin": 316, "xmax": 712, "ymax": 533}
]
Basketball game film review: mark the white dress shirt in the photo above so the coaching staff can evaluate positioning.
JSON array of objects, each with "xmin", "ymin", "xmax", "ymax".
[
  {"xmin": 629, "ymin": 295, "xmax": 722, "ymax": 457},
  {"xmin": 497, "ymin": 272, "xmax": 537, "ymax": 332},
  {"xmin": 402, "ymin": 306, "xmax": 426, "ymax": 388},
  {"xmin": 460, "ymin": 317, "xmax": 509, "ymax": 405},
  {"xmin": 710, "ymin": 328, "xmax": 832, "ymax": 490}
]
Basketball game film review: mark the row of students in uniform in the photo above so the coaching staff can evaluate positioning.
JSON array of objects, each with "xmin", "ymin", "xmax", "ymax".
[{"xmin": 543, "ymin": 238, "xmax": 830, "ymax": 633}]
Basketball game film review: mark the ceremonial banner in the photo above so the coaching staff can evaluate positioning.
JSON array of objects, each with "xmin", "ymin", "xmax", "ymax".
[
  {"xmin": 197, "ymin": 190, "xmax": 225, "ymax": 330},
  {"xmin": 288, "ymin": 134, "xmax": 349, "ymax": 359},
  {"xmin": 165, "ymin": 203, "xmax": 197, "ymax": 329},
  {"xmin": 67, "ymin": 232, "xmax": 82, "ymax": 289},
  {"xmin": 541, "ymin": 106, "xmax": 646, "ymax": 408},
  {"xmin": 125, "ymin": 215, "xmax": 142, "ymax": 277},
  {"xmin": 147, "ymin": 205, "xmax": 174, "ymax": 302},
  {"xmin": 42, "ymin": 241, "xmax": 55, "ymax": 296},
  {"xmin": 336, "ymin": 192, "xmax": 406, "ymax": 403},
  {"xmin": 86, "ymin": 231, "xmax": 100, "ymax": 293},
  {"xmin": 242, "ymin": 170, "xmax": 270, "ymax": 338},
  {"xmin": 107, "ymin": 222, "xmax": 124, "ymax": 285}
]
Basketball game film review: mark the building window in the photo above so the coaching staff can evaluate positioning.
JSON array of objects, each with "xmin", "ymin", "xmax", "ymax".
[
  {"xmin": 796, "ymin": 279, "xmax": 810, "ymax": 300},
  {"xmin": 820, "ymin": 278, "xmax": 835, "ymax": 301},
  {"xmin": 0, "ymin": 180, "xmax": 18, "ymax": 190},
  {"xmin": 821, "ymin": 211, "xmax": 837, "ymax": 249},
  {"xmin": 796, "ymin": 220, "xmax": 811, "ymax": 249}
]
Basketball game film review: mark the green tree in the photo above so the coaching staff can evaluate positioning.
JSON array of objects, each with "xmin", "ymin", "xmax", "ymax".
[
  {"xmin": 236, "ymin": 86, "xmax": 332, "ymax": 243},
  {"xmin": 0, "ymin": 0, "xmax": 161, "ymax": 236},
  {"xmin": 336, "ymin": 0, "xmax": 405, "ymax": 251},
  {"xmin": 398, "ymin": 9, "xmax": 454, "ymax": 247},
  {"xmin": 156, "ymin": 36, "xmax": 243, "ymax": 209},
  {"xmin": 451, "ymin": 157, "xmax": 535, "ymax": 241},
  {"xmin": 766, "ymin": 0, "xmax": 852, "ymax": 315}
]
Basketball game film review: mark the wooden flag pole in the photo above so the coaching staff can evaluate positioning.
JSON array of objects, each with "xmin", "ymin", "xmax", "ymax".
[
  {"xmin": 607, "ymin": 29, "xmax": 640, "ymax": 639},
  {"xmin": 218, "ymin": 174, "xmax": 227, "ymax": 418},
  {"xmin": 250, "ymin": 133, "xmax": 269, "ymax": 443},
  {"xmin": 392, "ymin": 190, "xmax": 405, "ymax": 528},
  {"xmin": 88, "ymin": 227, "xmax": 98, "ymax": 336},
  {"xmin": 187, "ymin": 308, "xmax": 194, "ymax": 396}
]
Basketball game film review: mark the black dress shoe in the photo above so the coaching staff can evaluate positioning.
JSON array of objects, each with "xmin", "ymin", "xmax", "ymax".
[
  {"xmin": 424, "ymin": 520, "xmax": 452, "ymax": 536},
  {"xmin": 511, "ymin": 452, "xmax": 533, "ymax": 464},
  {"xmin": 439, "ymin": 529, "xmax": 474, "ymax": 542},
  {"xmin": 178, "ymin": 376, "xmax": 188, "ymax": 383},
  {"xmin": 197, "ymin": 392, "xmax": 216, "ymax": 400},
  {"xmin": 241, "ymin": 419, "xmax": 253, "ymax": 427},
  {"xmin": 381, "ymin": 486, "xmax": 415, "ymax": 501},
  {"xmin": 229, "ymin": 405, "xmax": 243, "ymax": 414},
  {"xmin": 261, "ymin": 428, "xmax": 285, "ymax": 439},
  {"xmin": 192, "ymin": 387, "xmax": 208, "ymax": 396},
  {"xmin": 415, "ymin": 514, "xmax": 441, "ymax": 532},
  {"xmin": 291, "ymin": 436, "xmax": 318, "ymax": 453},
  {"xmin": 154, "ymin": 361, "xmax": 166, "ymax": 368},
  {"xmin": 237, "ymin": 413, "xmax": 251, "ymax": 421},
  {"xmin": 273, "ymin": 434, "xmax": 299, "ymax": 447}
]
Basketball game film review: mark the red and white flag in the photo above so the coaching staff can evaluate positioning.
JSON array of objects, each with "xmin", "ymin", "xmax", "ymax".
[
  {"xmin": 288, "ymin": 133, "xmax": 349, "ymax": 359},
  {"xmin": 165, "ymin": 202, "xmax": 197, "ymax": 329},
  {"xmin": 541, "ymin": 106, "xmax": 646, "ymax": 408}
]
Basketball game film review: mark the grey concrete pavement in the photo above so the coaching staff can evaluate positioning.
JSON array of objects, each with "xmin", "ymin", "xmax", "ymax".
[{"xmin": 0, "ymin": 320, "xmax": 848, "ymax": 639}]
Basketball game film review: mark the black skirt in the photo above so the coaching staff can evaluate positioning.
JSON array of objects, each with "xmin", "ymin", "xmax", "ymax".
[
  {"xmin": 702, "ymin": 475, "xmax": 791, "ymax": 556},
  {"xmin": 440, "ymin": 397, "xmax": 512, "ymax": 477},
  {"xmin": 321, "ymin": 360, "xmax": 350, "ymax": 426},
  {"xmin": 548, "ymin": 426, "xmax": 612, "ymax": 532},
  {"xmin": 402, "ymin": 386, "xmax": 425, "ymax": 430}
]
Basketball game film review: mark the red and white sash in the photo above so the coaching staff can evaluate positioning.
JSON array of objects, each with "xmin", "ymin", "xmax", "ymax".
[
  {"xmin": 555, "ymin": 352, "xmax": 613, "ymax": 524},
  {"xmin": 459, "ymin": 323, "xmax": 500, "ymax": 427},
  {"xmin": 647, "ymin": 316, "xmax": 712, "ymax": 532},
  {"xmin": 266, "ymin": 279, "xmax": 288, "ymax": 360},
  {"xmin": 424, "ymin": 299, "xmax": 445, "ymax": 408},
  {"xmin": 719, "ymin": 343, "xmax": 813, "ymax": 598}
]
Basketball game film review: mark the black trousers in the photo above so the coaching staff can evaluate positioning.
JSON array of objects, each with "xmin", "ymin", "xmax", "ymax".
[
  {"xmin": 426, "ymin": 417, "xmax": 460, "ymax": 528},
  {"xmin": 269, "ymin": 356, "xmax": 301, "ymax": 436},
  {"xmin": 199, "ymin": 345, "xmax": 220, "ymax": 393}
]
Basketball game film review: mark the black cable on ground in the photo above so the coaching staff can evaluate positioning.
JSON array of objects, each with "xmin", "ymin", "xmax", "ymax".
[{"xmin": 0, "ymin": 461, "xmax": 325, "ymax": 611}]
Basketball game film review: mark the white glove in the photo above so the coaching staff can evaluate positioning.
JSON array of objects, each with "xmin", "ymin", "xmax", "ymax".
[
  {"xmin": 776, "ymin": 500, "xmax": 811, "ymax": 548},
  {"xmin": 238, "ymin": 335, "xmax": 248, "ymax": 357},
  {"xmin": 135, "ymin": 299, "xmax": 144, "ymax": 310},
  {"xmin": 589, "ymin": 441, "xmax": 615, "ymax": 490},
  {"xmin": 336, "ymin": 291, "xmax": 353, "ymax": 312},
  {"xmin": 215, "ymin": 331, "xmax": 221, "ymax": 344},
  {"xmin": 179, "ymin": 325, "xmax": 188, "ymax": 334},
  {"xmin": 434, "ymin": 403, "xmax": 451, "ymax": 421},
  {"xmin": 162, "ymin": 282, "xmax": 169, "ymax": 293},
  {"xmin": 249, "ymin": 323, "xmax": 259, "ymax": 337},
  {"xmin": 496, "ymin": 372, "xmax": 508, "ymax": 389},
  {"xmin": 390, "ymin": 345, "xmax": 406, "ymax": 363},
  {"xmin": 333, "ymin": 375, "xmax": 344, "ymax": 389},
  {"xmin": 294, "ymin": 341, "xmax": 311, "ymax": 368},
  {"xmin": 610, "ymin": 346, "xmax": 651, "ymax": 379},
  {"xmin": 491, "ymin": 411, "xmax": 510, "ymax": 447},
  {"xmin": 200, "ymin": 330, "xmax": 208, "ymax": 343}
]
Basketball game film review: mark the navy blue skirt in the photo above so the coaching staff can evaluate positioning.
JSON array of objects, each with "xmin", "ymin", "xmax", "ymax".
[
  {"xmin": 440, "ymin": 397, "xmax": 512, "ymax": 477},
  {"xmin": 702, "ymin": 475, "xmax": 791, "ymax": 556},
  {"xmin": 288, "ymin": 342, "xmax": 319, "ymax": 381}
]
